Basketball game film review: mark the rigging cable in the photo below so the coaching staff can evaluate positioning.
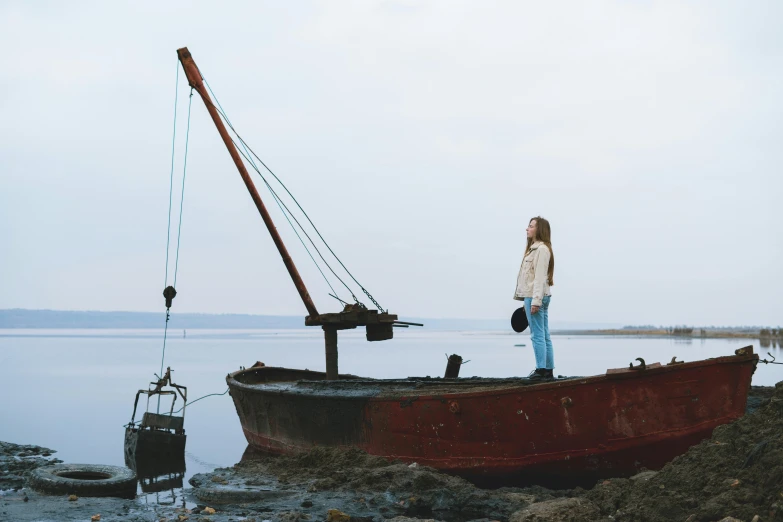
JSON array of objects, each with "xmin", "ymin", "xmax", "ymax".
[
  {"xmin": 163, "ymin": 61, "xmax": 179, "ymax": 297},
  {"xmin": 158, "ymin": 60, "xmax": 180, "ymax": 411},
  {"xmin": 201, "ymin": 78, "xmax": 359, "ymax": 305},
  {"xmin": 233, "ymin": 132, "xmax": 386, "ymax": 312},
  {"xmin": 227, "ymin": 122, "xmax": 345, "ymax": 303},
  {"xmin": 231, "ymin": 134, "xmax": 358, "ymax": 304},
  {"xmin": 239, "ymin": 140, "xmax": 344, "ymax": 304},
  {"xmin": 172, "ymin": 89, "xmax": 194, "ymax": 289},
  {"xmin": 157, "ymin": 65, "xmax": 194, "ymax": 411},
  {"xmin": 201, "ymin": 81, "xmax": 350, "ymax": 300},
  {"xmin": 203, "ymin": 79, "xmax": 385, "ymax": 311}
]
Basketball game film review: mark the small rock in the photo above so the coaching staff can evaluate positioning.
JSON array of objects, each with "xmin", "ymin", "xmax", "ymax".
[
  {"xmin": 751, "ymin": 516, "xmax": 760, "ymax": 522},
  {"xmin": 91, "ymin": 516, "xmax": 101, "ymax": 522},
  {"xmin": 385, "ymin": 518, "xmax": 440, "ymax": 522},
  {"xmin": 301, "ymin": 500, "xmax": 313, "ymax": 508},
  {"xmin": 326, "ymin": 509, "xmax": 350, "ymax": 522},
  {"xmin": 22, "ymin": 495, "xmax": 28, "ymax": 502},
  {"xmin": 510, "ymin": 498, "xmax": 600, "ymax": 522},
  {"xmin": 68, "ymin": 495, "xmax": 78, "ymax": 501},
  {"xmin": 629, "ymin": 471, "xmax": 658, "ymax": 482},
  {"xmin": 201, "ymin": 507, "xmax": 216, "ymax": 515},
  {"xmin": 408, "ymin": 462, "xmax": 419, "ymax": 468},
  {"xmin": 716, "ymin": 518, "xmax": 742, "ymax": 522},
  {"xmin": 501, "ymin": 492, "xmax": 537, "ymax": 505}
]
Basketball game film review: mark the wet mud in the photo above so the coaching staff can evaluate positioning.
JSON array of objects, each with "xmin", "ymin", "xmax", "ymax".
[
  {"xmin": 188, "ymin": 445, "xmax": 571, "ymax": 522},
  {"xmin": 3, "ymin": 383, "xmax": 780, "ymax": 521}
]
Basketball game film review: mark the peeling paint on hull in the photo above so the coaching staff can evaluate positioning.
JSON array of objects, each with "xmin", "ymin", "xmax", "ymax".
[{"xmin": 227, "ymin": 351, "xmax": 757, "ymax": 484}]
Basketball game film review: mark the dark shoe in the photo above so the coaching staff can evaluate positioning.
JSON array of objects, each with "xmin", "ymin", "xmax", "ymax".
[
  {"xmin": 527, "ymin": 368, "xmax": 550, "ymax": 381},
  {"xmin": 545, "ymin": 369, "xmax": 555, "ymax": 380}
]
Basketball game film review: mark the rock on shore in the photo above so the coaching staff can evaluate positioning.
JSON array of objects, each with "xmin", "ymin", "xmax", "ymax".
[
  {"xmin": 0, "ymin": 441, "xmax": 62, "ymax": 491},
  {"xmin": 584, "ymin": 381, "xmax": 783, "ymax": 522}
]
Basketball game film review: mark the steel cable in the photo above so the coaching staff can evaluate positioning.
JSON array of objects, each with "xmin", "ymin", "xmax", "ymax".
[{"xmin": 202, "ymin": 79, "xmax": 385, "ymax": 311}]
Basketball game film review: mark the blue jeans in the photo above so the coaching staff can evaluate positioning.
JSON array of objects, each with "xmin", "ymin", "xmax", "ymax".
[{"xmin": 524, "ymin": 296, "xmax": 554, "ymax": 369}]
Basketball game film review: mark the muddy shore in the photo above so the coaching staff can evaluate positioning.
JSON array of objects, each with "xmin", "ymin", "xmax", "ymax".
[{"xmin": 3, "ymin": 383, "xmax": 780, "ymax": 522}]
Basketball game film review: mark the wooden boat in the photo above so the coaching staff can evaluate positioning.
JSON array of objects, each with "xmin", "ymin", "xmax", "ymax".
[
  {"xmin": 227, "ymin": 348, "xmax": 757, "ymax": 485},
  {"xmin": 173, "ymin": 48, "xmax": 759, "ymax": 485}
]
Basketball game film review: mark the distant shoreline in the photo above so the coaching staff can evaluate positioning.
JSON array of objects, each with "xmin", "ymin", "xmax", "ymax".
[
  {"xmin": 560, "ymin": 329, "xmax": 779, "ymax": 341},
  {"xmin": 0, "ymin": 308, "xmax": 511, "ymax": 331},
  {"xmin": 2, "ymin": 310, "xmax": 778, "ymax": 339},
  {"xmin": 0, "ymin": 308, "xmax": 621, "ymax": 331}
]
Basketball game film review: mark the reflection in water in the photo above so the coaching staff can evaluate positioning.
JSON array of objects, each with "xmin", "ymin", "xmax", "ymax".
[
  {"xmin": 126, "ymin": 449, "xmax": 187, "ymax": 508},
  {"xmin": 240, "ymin": 443, "xmax": 271, "ymax": 465},
  {"xmin": 138, "ymin": 476, "xmax": 185, "ymax": 508}
]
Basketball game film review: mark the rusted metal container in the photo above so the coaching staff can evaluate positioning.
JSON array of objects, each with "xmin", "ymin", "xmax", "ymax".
[
  {"xmin": 124, "ymin": 368, "xmax": 187, "ymax": 475},
  {"xmin": 227, "ymin": 347, "xmax": 757, "ymax": 486}
]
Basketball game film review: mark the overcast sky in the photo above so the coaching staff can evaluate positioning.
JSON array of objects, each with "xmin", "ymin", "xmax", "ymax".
[{"xmin": 1, "ymin": 1, "xmax": 781, "ymax": 326}]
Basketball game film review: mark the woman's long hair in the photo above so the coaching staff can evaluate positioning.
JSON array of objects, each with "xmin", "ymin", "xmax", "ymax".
[{"xmin": 524, "ymin": 216, "xmax": 555, "ymax": 286}]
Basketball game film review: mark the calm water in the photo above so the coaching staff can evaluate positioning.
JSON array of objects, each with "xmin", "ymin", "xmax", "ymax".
[{"xmin": 1, "ymin": 329, "xmax": 780, "ymax": 486}]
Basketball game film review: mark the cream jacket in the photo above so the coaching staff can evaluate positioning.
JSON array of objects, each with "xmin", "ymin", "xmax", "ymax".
[{"xmin": 513, "ymin": 241, "xmax": 552, "ymax": 306}]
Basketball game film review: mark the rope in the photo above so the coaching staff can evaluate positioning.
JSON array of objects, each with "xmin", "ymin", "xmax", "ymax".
[
  {"xmin": 202, "ymin": 79, "xmax": 356, "ymax": 304},
  {"xmin": 202, "ymin": 79, "xmax": 385, "ymax": 311},
  {"xmin": 173, "ymin": 89, "xmax": 193, "ymax": 289},
  {"xmin": 231, "ymin": 135, "xmax": 358, "ymax": 303},
  {"xmin": 158, "ymin": 60, "xmax": 180, "ymax": 411},
  {"xmin": 158, "ymin": 75, "xmax": 193, "ymax": 412},
  {"xmin": 236, "ymin": 133, "xmax": 386, "ymax": 312},
  {"xmin": 164, "ymin": 60, "xmax": 179, "ymax": 291},
  {"xmin": 165, "ymin": 387, "xmax": 229, "ymax": 416},
  {"xmin": 225, "ymin": 121, "xmax": 342, "ymax": 301},
  {"xmin": 238, "ymin": 139, "xmax": 342, "ymax": 301}
]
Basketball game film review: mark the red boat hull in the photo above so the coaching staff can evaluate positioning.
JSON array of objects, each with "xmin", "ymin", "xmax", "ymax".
[{"xmin": 228, "ymin": 350, "xmax": 757, "ymax": 485}]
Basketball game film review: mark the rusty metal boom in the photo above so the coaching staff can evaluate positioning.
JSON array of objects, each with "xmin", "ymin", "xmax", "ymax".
[
  {"xmin": 175, "ymin": 47, "xmax": 412, "ymax": 380},
  {"xmin": 176, "ymin": 47, "xmax": 319, "ymax": 318}
]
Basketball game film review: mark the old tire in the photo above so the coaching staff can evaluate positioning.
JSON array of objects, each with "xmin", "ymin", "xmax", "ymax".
[{"xmin": 27, "ymin": 463, "xmax": 137, "ymax": 498}]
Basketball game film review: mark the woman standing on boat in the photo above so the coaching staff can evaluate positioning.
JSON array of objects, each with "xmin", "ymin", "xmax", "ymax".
[{"xmin": 514, "ymin": 216, "xmax": 555, "ymax": 381}]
